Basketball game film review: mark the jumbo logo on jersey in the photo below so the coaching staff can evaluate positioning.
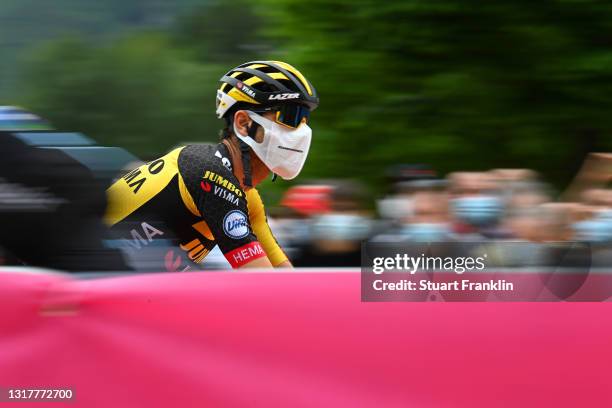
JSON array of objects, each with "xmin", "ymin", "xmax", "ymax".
[
  {"xmin": 223, "ymin": 210, "xmax": 249, "ymax": 239},
  {"xmin": 202, "ymin": 170, "xmax": 243, "ymax": 198}
]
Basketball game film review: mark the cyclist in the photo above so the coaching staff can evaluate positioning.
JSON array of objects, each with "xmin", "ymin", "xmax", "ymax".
[{"xmin": 105, "ymin": 61, "xmax": 319, "ymax": 270}]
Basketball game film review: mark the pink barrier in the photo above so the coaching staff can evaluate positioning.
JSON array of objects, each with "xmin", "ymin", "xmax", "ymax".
[{"xmin": 1, "ymin": 270, "xmax": 612, "ymax": 407}]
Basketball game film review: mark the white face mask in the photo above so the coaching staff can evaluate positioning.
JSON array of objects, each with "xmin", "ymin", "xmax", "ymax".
[{"xmin": 233, "ymin": 111, "xmax": 312, "ymax": 180}]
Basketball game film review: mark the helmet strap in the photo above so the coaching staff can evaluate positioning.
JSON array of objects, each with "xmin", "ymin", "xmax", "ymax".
[
  {"xmin": 239, "ymin": 139, "xmax": 252, "ymax": 187},
  {"xmin": 239, "ymin": 121, "xmax": 259, "ymax": 188}
]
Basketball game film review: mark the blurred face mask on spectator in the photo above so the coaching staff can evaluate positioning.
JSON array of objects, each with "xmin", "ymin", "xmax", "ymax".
[
  {"xmin": 572, "ymin": 209, "xmax": 612, "ymax": 243},
  {"xmin": 400, "ymin": 223, "xmax": 450, "ymax": 242},
  {"xmin": 377, "ymin": 196, "xmax": 413, "ymax": 221},
  {"xmin": 450, "ymin": 195, "xmax": 504, "ymax": 227},
  {"xmin": 311, "ymin": 213, "xmax": 371, "ymax": 241},
  {"xmin": 278, "ymin": 218, "xmax": 312, "ymax": 244}
]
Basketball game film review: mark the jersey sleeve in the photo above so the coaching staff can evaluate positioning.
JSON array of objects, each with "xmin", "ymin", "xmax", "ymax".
[
  {"xmin": 177, "ymin": 145, "xmax": 268, "ymax": 268},
  {"xmin": 246, "ymin": 188, "xmax": 289, "ymax": 267}
]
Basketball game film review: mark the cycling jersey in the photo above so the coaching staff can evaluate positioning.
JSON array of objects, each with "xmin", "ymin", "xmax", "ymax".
[{"xmin": 105, "ymin": 143, "xmax": 288, "ymax": 270}]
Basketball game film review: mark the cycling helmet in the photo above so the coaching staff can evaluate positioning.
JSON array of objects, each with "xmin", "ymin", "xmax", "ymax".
[
  {"xmin": 216, "ymin": 60, "xmax": 319, "ymax": 121},
  {"xmin": 215, "ymin": 61, "xmax": 318, "ymax": 187}
]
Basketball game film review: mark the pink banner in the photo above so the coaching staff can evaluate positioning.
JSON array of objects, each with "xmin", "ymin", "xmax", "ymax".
[{"xmin": 1, "ymin": 270, "xmax": 611, "ymax": 407}]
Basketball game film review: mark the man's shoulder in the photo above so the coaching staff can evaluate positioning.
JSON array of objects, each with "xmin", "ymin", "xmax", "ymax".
[
  {"xmin": 178, "ymin": 143, "xmax": 234, "ymax": 178},
  {"xmin": 177, "ymin": 143, "xmax": 244, "ymax": 197},
  {"xmin": 177, "ymin": 144, "xmax": 216, "ymax": 167}
]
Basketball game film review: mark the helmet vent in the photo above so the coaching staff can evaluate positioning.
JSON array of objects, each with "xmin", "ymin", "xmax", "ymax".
[
  {"xmin": 254, "ymin": 65, "xmax": 277, "ymax": 74},
  {"xmin": 277, "ymin": 78, "xmax": 299, "ymax": 93}
]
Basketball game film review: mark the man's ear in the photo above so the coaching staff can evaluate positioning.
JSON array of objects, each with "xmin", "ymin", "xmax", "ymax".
[{"xmin": 233, "ymin": 110, "xmax": 252, "ymax": 137}]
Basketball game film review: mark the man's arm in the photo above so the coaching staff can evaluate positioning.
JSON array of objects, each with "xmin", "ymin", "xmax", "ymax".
[
  {"xmin": 178, "ymin": 145, "xmax": 273, "ymax": 269},
  {"xmin": 563, "ymin": 153, "xmax": 612, "ymax": 202},
  {"xmin": 238, "ymin": 256, "xmax": 273, "ymax": 269}
]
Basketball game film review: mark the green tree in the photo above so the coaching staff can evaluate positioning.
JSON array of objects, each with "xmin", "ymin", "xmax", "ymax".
[
  {"xmin": 173, "ymin": 0, "xmax": 271, "ymax": 63},
  {"xmin": 259, "ymin": 0, "xmax": 612, "ymax": 190},
  {"xmin": 16, "ymin": 0, "xmax": 272, "ymax": 160},
  {"xmin": 19, "ymin": 35, "xmax": 221, "ymax": 157}
]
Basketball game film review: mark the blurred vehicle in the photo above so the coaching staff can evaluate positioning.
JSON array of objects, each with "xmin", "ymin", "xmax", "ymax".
[
  {"xmin": 0, "ymin": 106, "xmax": 53, "ymax": 131},
  {"xmin": 0, "ymin": 106, "xmax": 131, "ymax": 271},
  {"xmin": 8, "ymin": 130, "xmax": 139, "ymax": 184}
]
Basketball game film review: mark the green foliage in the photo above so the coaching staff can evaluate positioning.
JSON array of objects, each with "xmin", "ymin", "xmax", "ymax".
[
  {"xmin": 8, "ymin": 0, "xmax": 612, "ymax": 197},
  {"xmin": 258, "ymin": 0, "xmax": 612, "ymax": 189},
  {"xmin": 173, "ymin": 0, "xmax": 271, "ymax": 63},
  {"xmin": 12, "ymin": 0, "xmax": 269, "ymax": 158},
  {"xmin": 19, "ymin": 35, "xmax": 222, "ymax": 157},
  {"xmin": 0, "ymin": 0, "xmax": 206, "ymax": 95}
]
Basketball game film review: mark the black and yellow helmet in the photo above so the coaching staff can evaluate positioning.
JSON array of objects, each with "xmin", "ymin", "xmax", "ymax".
[{"xmin": 216, "ymin": 60, "xmax": 319, "ymax": 120}]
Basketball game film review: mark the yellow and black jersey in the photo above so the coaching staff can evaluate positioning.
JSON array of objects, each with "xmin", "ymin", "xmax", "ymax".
[{"xmin": 105, "ymin": 143, "xmax": 287, "ymax": 270}]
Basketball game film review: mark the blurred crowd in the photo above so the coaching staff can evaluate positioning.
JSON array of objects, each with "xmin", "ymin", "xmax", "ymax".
[{"xmin": 269, "ymin": 159, "xmax": 612, "ymax": 268}]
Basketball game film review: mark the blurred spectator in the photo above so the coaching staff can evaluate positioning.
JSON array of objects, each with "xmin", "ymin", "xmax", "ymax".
[
  {"xmin": 404, "ymin": 182, "xmax": 452, "ymax": 241},
  {"xmin": 385, "ymin": 164, "xmax": 437, "ymax": 187},
  {"xmin": 571, "ymin": 189, "xmax": 612, "ymax": 244},
  {"xmin": 501, "ymin": 179, "xmax": 551, "ymax": 242},
  {"xmin": 447, "ymin": 171, "xmax": 510, "ymax": 240},
  {"xmin": 292, "ymin": 181, "xmax": 371, "ymax": 267},
  {"xmin": 581, "ymin": 188, "xmax": 612, "ymax": 210},
  {"xmin": 377, "ymin": 164, "xmax": 437, "ymax": 223},
  {"xmin": 376, "ymin": 181, "xmax": 413, "ymax": 225},
  {"xmin": 373, "ymin": 179, "xmax": 453, "ymax": 242},
  {"xmin": 273, "ymin": 184, "xmax": 334, "ymax": 258},
  {"xmin": 563, "ymin": 153, "xmax": 612, "ymax": 202},
  {"xmin": 489, "ymin": 168, "xmax": 538, "ymax": 184},
  {"xmin": 541, "ymin": 203, "xmax": 578, "ymax": 242},
  {"xmin": 281, "ymin": 184, "xmax": 333, "ymax": 216},
  {"xmin": 267, "ymin": 206, "xmax": 313, "ymax": 261}
]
